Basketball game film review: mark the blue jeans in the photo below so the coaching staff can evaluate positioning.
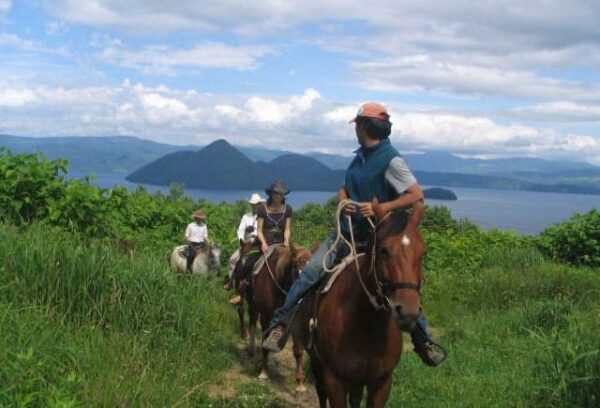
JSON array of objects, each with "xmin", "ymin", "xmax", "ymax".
[
  {"xmin": 268, "ymin": 230, "xmax": 432, "ymax": 341},
  {"xmin": 269, "ymin": 230, "xmax": 343, "ymax": 329}
]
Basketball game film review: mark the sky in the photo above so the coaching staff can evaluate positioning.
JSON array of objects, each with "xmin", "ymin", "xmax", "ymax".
[{"xmin": 1, "ymin": 1, "xmax": 600, "ymax": 163}]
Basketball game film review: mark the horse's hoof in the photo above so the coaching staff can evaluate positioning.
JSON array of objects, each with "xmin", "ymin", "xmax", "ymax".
[
  {"xmin": 296, "ymin": 385, "xmax": 307, "ymax": 393},
  {"xmin": 258, "ymin": 371, "xmax": 269, "ymax": 380}
]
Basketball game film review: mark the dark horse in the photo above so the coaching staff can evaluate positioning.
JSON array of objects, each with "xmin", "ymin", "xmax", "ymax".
[
  {"xmin": 291, "ymin": 199, "xmax": 426, "ymax": 407},
  {"xmin": 233, "ymin": 241, "xmax": 313, "ymax": 388}
]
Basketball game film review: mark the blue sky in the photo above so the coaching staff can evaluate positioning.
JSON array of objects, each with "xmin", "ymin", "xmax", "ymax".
[{"xmin": 1, "ymin": 0, "xmax": 600, "ymax": 163}]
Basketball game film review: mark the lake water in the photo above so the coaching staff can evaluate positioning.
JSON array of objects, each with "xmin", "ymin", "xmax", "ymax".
[{"xmin": 81, "ymin": 173, "xmax": 600, "ymax": 236}]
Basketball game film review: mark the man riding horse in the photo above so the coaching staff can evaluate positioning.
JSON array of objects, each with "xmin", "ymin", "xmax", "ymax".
[
  {"xmin": 223, "ymin": 193, "xmax": 265, "ymax": 293},
  {"xmin": 263, "ymin": 102, "xmax": 447, "ymax": 367},
  {"xmin": 184, "ymin": 210, "xmax": 209, "ymax": 272}
]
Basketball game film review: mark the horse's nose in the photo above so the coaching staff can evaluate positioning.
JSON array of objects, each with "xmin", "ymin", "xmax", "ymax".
[{"xmin": 394, "ymin": 304, "xmax": 418, "ymax": 331}]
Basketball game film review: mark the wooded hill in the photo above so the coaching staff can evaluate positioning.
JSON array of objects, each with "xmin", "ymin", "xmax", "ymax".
[{"xmin": 126, "ymin": 139, "xmax": 600, "ymax": 194}]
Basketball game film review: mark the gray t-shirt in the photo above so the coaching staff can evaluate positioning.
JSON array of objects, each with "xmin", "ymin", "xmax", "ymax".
[{"xmin": 384, "ymin": 156, "xmax": 417, "ymax": 194}]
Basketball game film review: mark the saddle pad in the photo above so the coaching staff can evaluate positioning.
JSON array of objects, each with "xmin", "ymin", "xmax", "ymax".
[
  {"xmin": 321, "ymin": 253, "xmax": 365, "ymax": 294},
  {"xmin": 252, "ymin": 244, "xmax": 283, "ymax": 276}
]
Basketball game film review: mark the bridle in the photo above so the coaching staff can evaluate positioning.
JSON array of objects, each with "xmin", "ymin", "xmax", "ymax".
[{"xmin": 327, "ymin": 200, "xmax": 422, "ymax": 312}]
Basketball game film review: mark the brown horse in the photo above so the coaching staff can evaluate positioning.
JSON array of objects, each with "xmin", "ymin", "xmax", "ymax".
[
  {"xmin": 291, "ymin": 199, "xmax": 426, "ymax": 407},
  {"xmin": 233, "ymin": 241, "xmax": 313, "ymax": 388}
]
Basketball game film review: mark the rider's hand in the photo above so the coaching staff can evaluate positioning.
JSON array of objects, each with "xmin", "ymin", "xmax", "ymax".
[
  {"xmin": 261, "ymin": 243, "xmax": 269, "ymax": 253},
  {"xmin": 359, "ymin": 202, "xmax": 375, "ymax": 218},
  {"xmin": 343, "ymin": 203, "xmax": 356, "ymax": 216}
]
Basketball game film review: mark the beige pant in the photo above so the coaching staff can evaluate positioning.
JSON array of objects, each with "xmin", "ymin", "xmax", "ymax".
[{"xmin": 228, "ymin": 248, "xmax": 241, "ymax": 278}]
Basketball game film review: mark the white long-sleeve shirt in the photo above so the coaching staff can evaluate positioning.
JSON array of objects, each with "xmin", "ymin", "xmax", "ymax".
[
  {"xmin": 185, "ymin": 222, "xmax": 208, "ymax": 243},
  {"xmin": 237, "ymin": 212, "xmax": 258, "ymax": 242}
]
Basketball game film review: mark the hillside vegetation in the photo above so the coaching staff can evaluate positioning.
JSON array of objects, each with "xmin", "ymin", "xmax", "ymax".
[{"xmin": 1, "ymin": 149, "xmax": 598, "ymax": 407}]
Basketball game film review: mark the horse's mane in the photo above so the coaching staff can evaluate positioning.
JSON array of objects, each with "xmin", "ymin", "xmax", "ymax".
[
  {"xmin": 273, "ymin": 246, "xmax": 293, "ymax": 280},
  {"xmin": 378, "ymin": 210, "xmax": 410, "ymax": 237}
]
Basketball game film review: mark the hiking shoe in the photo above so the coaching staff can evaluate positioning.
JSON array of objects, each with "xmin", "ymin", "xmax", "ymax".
[
  {"xmin": 262, "ymin": 325, "xmax": 288, "ymax": 353},
  {"xmin": 228, "ymin": 295, "xmax": 242, "ymax": 305},
  {"xmin": 223, "ymin": 281, "xmax": 232, "ymax": 291},
  {"xmin": 414, "ymin": 341, "xmax": 447, "ymax": 367}
]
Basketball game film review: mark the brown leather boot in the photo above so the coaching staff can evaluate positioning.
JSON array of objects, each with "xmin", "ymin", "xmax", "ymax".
[
  {"xmin": 413, "ymin": 341, "xmax": 448, "ymax": 367},
  {"xmin": 228, "ymin": 295, "xmax": 242, "ymax": 305},
  {"xmin": 228, "ymin": 280, "xmax": 248, "ymax": 305},
  {"xmin": 262, "ymin": 325, "xmax": 288, "ymax": 353}
]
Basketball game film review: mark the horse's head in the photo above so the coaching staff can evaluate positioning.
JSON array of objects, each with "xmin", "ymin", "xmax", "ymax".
[
  {"xmin": 372, "ymin": 198, "xmax": 426, "ymax": 331},
  {"xmin": 291, "ymin": 243, "xmax": 317, "ymax": 272},
  {"xmin": 239, "ymin": 238, "xmax": 255, "ymax": 255}
]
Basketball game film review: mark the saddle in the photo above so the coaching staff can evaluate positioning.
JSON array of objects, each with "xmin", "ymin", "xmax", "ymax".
[
  {"xmin": 251, "ymin": 244, "xmax": 283, "ymax": 276},
  {"xmin": 292, "ymin": 248, "xmax": 368, "ymax": 351},
  {"xmin": 320, "ymin": 253, "xmax": 365, "ymax": 294}
]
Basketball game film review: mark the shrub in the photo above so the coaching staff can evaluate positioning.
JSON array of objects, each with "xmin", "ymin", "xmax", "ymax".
[{"xmin": 539, "ymin": 209, "xmax": 600, "ymax": 267}]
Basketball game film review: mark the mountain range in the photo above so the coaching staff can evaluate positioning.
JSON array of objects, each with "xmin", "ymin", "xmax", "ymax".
[
  {"xmin": 126, "ymin": 139, "xmax": 346, "ymax": 191},
  {"xmin": 126, "ymin": 139, "xmax": 600, "ymax": 194},
  {"xmin": 2, "ymin": 134, "xmax": 600, "ymax": 194}
]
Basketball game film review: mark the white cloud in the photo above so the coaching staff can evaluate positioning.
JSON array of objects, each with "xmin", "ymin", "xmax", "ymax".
[
  {"xmin": 352, "ymin": 56, "xmax": 600, "ymax": 102},
  {"xmin": 0, "ymin": 33, "xmax": 38, "ymax": 51},
  {"xmin": 393, "ymin": 113, "xmax": 541, "ymax": 150},
  {"xmin": 39, "ymin": 0, "xmax": 600, "ymax": 112},
  {"xmin": 241, "ymin": 88, "xmax": 322, "ymax": 124},
  {"xmin": 0, "ymin": 0, "xmax": 10, "ymax": 13},
  {"xmin": 0, "ymin": 87, "xmax": 37, "ymax": 107},
  {"xmin": 513, "ymin": 101, "xmax": 600, "ymax": 122},
  {"xmin": 97, "ymin": 41, "xmax": 274, "ymax": 74},
  {"xmin": 2, "ymin": 80, "xmax": 599, "ymax": 163},
  {"xmin": 139, "ymin": 93, "xmax": 195, "ymax": 125}
]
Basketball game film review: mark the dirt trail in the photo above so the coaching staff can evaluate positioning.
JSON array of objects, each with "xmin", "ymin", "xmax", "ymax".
[
  {"xmin": 207, "ymin": 340, "xmax": 319, "ymax": 407},
  {"xmin": 207, "ymin": 328, "xmax": 442, "ymax": 406}
]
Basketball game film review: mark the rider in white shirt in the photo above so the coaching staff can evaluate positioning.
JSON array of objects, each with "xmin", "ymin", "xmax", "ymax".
[
  {"xmin": 224, "ymin": 193, "xmax": 265, "ymax": 289},
  {"xmin": 185, "ymin": 210, "xmax": 208, "ymax": 271}
]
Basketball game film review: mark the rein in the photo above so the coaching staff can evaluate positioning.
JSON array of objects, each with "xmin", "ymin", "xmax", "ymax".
[
  {"xmin": 328, "ymin": 200, "xmax": 420, "ymax": 312},
  {"xmin": 262, "ymin": 246, "xmax": 288, "ymax": 296}
]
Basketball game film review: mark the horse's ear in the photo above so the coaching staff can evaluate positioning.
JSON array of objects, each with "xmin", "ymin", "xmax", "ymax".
[
  {"xmin": 408, "ymin": 199, "xmax": 424, "ymax": 229},
  {"xmin": 372, "ymin": 197, "xmax": 387, "ymax": 222}
]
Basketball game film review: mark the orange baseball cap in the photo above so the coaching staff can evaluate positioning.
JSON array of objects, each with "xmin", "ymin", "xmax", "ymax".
[{"xmin": 349, "ymin": 102, "xmax": 390, "ymax": 123}]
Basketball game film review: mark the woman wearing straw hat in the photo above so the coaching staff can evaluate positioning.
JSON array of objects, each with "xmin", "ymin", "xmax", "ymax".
[
  {"xmin": 184, "ymin": 210, "xmax": 208, "ymax": 272},
  {"xmin": 224, "ymin": 193, "xmax": 266, "ymax": 291},
  {"xmin": 229, "ymin": 181, "xmax": 293, "ymax": 305}
]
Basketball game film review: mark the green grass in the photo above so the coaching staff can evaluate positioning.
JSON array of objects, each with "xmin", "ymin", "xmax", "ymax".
[
  {"xmin": 0, "ymin": 222, "xmax": 239, "ymax": 406},
  {"xmin": 387, "ymin": 247, "xmax": 600, "ymax": 407},
  {"xmin": 1, "ymin": 222, "xmax": 598, "ymax": 407}
]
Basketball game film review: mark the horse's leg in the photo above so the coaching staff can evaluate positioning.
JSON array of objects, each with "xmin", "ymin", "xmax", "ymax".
[
  {"xmin": 247, "ymin": 297, "xmax": 258, "ymax": 356},
  {"xmin": 323, "ymin": 369, "xmax": 348, "ymax": 408},
  {"xmin": 292, "ymin": 333, "xmax": 306, "ymax": 392},
  {"xmin": 237, "ymin": 296, "xmax": 246, "ymax": 340},
  {"xmin": 349, "ymin": 385, "xmax": 364, "ymax": 408},
  {"xmin": 258, "ymin": 313, "xmax": 270, "ymax": 380},
  {"xmin": 310, "ymin": 358, "xmax": 327, "ymax": 408},
  {"xmin": 366, "ymin": 375, "xmax": 393, "ymax": 408}
]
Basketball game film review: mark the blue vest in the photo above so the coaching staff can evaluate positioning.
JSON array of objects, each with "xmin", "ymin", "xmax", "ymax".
[{"xmin": 343, "ymin": 138, "xmax": 400, "ymax": 241}]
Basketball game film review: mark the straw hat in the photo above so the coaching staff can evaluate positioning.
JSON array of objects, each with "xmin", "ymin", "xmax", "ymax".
[
  {"xmin": 192, "ymin": 210, "xmax": 206, "ymax": 220},
  {"xmin": 248, "ymin": 193, "xmax": 265, "ymax": 204}
]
